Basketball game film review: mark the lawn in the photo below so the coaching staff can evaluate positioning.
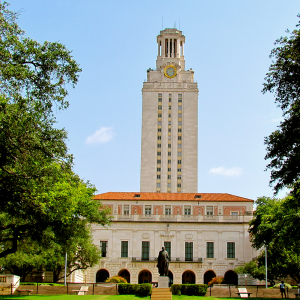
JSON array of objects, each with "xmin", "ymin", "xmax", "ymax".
[{"xmin": 0, "ymin": 296, "xmax": 280, "ymax": 300}]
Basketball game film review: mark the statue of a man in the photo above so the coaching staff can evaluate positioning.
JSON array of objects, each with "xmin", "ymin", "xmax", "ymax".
[{"xmin": 157, "ymin": 246, "xmax": 169, "ymax": 276}]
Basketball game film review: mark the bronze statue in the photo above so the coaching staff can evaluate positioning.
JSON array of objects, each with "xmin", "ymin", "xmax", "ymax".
[{"xmin": 157, "ymin": 246, "xmax": 169, "ymax": 276}]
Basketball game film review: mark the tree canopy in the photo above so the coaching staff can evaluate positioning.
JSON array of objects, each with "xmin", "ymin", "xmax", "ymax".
[
  {"xmin": 248, "ymin": 195, "xmax": 300, "ymax": 283},
  {"xmin": 263, "ymin": 17, "xmax": 300, "ymax": 193},
  {"xmin": 0, "ymin": 2, "xmax": 111, "ymax": 260}
]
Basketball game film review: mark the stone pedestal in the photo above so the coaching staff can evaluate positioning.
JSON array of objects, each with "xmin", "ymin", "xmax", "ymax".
[{"xmin": 158, "ymin": 276, "xmax": 169, "ymax": 288}]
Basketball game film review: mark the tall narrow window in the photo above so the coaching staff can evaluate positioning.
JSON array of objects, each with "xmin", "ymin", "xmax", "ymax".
[
  {"xmin": 123, "ymin": 205, "xmax": 129, "ymax": 215},
  {"xmin": 227, "ymin": 242, "xmax": 235, "ymax": 258},
  {"xmin": 121, "ymin": 241, "xmax": 128, "ymax": 257},
  {"xmin": 184, "ymin": 206, "xmax": 191, "ymax": 215},
  {"xmin": 100, "ymin": 241, "xmax": 107, "ymax": 257},
  {"xmin": 142, "ymin": 241, "xmax": 150, "ymax": 261},
  {"xmin": 206, "ymin": 206, "xmax": 213, "ymax": 215},
  {"xmin": 145, "ymin": 205, "xmax": 151, "ymax": 215},
  {"xmin": 165, "ymin": 205, "xmax": 171, "ymax": 215},
  {"xmin": 207, "ymin": 242, "xmax": 214, "ymax": 258},
  {"xmin": 185, "ymin": 242, "xmax": 193, "ymax": 261},
  {"xmin": 164, "ymin": 241, "xmax": 171, "ymax": 260}
]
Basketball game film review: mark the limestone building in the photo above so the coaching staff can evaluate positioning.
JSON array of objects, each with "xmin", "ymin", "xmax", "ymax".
[
  {"xmin": 88, "ymin": 192, "xmax": 255, "ymax": 285},
  {"xmin": 140, "ymin": 29, "xmax": 198, "ymax": 193},
  {"xmin": 86, "ymin": 29, "xmax": 257, "ymax": 285}
]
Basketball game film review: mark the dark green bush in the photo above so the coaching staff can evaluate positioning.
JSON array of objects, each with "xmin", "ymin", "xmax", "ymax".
[
  {"xmin": 118, "ymin": 283, "xmax": 152, "ymax": 296},
  {"xmin": 171, "ymin": 284, "xmax": 207, "ymax": 296}
]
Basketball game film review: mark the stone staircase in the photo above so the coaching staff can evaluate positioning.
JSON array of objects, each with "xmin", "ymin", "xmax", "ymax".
[{"xmin": 151, "ymin": 288, "xmax": 172, "ymax": 300}]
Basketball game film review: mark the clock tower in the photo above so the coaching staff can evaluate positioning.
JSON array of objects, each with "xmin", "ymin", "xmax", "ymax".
[{"xmin": 140, "ymin": 28, "xmax": 198, "ymax": 193}]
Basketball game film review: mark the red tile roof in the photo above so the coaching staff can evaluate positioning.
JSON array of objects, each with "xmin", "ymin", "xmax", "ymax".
[{"xmin": 94, "ymin": 192, "xmax": 253, "ymax": 202}]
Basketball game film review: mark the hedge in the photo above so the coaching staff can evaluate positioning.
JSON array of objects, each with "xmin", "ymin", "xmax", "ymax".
[
  {"xmin": 118, "ymin": 283, "xmax": 152, "ymax": 296},
  {"xmin": 171, "ymin": 284, "xmax": 208, "ymax": 296}
]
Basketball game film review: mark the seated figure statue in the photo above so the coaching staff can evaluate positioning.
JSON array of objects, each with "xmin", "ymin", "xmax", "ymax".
[{"xmin": 157, "ymin": 246, "xmax": 169, "ymax": 276}]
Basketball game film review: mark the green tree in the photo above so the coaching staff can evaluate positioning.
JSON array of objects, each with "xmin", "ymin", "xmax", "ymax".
[
  {"xmin": 263, "ymin": 17, "xmax": 300, "ymax": 193},
  {"xmin": 0, "ymin": 3, "xmax": 111, "ymax": 259},
  {"xmin": 248, "ymin": 195, "xmax": 300, "ymax": 283}
]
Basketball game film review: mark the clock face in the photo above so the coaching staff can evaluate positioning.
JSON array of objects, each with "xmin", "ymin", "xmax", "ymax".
[{"xmin": 164, "ymin": 65, "xmax": 177, "ymax": 78}]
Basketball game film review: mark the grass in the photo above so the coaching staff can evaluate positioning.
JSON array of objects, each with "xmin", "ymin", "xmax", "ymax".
[{"xmin": 0, "ymin": 296, "xmax": 283, "ymax": 300}]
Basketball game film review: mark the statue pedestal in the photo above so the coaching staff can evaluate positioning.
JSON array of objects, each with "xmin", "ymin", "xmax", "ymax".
[{"xmin": 158, "ymin": 276, "xmax": 169, "ymax": 288}]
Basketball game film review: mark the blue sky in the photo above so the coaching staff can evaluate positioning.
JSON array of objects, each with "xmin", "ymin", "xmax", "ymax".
[{"xmin": 9, "ymin": 0, "xmax": 300, "ymax": 200}]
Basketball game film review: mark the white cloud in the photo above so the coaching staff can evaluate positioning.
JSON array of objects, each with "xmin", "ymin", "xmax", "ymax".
[
  {"xmin": 270, "ymin": 117, "xmax": 283, "ymax": 123},
  {"xmin": 209, "ymin": 166, "xmax": 243, "ymax": 177},
  {"xmin": 86, "ymin": 127, "xmax": 114, "ymax": 144}
]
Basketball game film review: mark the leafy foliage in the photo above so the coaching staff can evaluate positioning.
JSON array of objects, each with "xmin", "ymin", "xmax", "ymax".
[
  {"xmin": 263, "ymin": 17, "xmax": 300, "ymax": 193},
  {"xmin": 105, "ymin": 276, "xmax": 127, "ymax": 283},
  {"xmin": 118, "ymin": 283, "xmax": 152, "ymax": 296},
  {"xmin": 248, "ymin": 195, "xmax": 300, "ymax": 282},
  {"xmin": 170, "ymin": 284, "xmax": 208, "ymax": 296},
  {"xmin": 208, "ymin": 276, "xmax": 224, "ymax": 286},
  {"xmin": 0, "ymin": 1, "xmax": 111, "ymax": 273}
]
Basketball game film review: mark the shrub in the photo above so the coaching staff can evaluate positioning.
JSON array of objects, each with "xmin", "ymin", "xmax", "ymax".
[
  {"xmin": 208, "ymin": 276, "xmax": 224, "ymax": 286},
  {"xmin": 118, "ymin": 283, "xmax": 151, "ymax": 296},
  {"xmin": 273, "ymin": 283, "xmax": 292, "ymax": 289},
  {"xmin": 105, "ymin": 275, "xmax": 127, "ymax": 283},
  {"xmin": 171, "ymin": 284, "xmax": 207, "ymax": 296}
]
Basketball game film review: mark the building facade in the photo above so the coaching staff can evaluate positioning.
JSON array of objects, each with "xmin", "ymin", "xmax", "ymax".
[
  {"xmin": 140, "ymin": 29, "xmax": 198, "ymax": 193},
  {"xmin": 87, "ymin": 192, "xmax": 256, "ymax": 285}
]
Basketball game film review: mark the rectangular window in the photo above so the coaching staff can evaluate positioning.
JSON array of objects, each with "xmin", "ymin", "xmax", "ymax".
[
  {"xmin": 168, "ymin": 152, "xmax": 171, "ymax": 156},
  {"xmin": 178, "ymin": 113, "xmax": 182, "ymax": 118},
  {"xmin": 157, "ymin": 143, "xmax": 161, "ymax": 148},
  {"xmin": 207, "ymin": 242, "xmax": 214, "ymax": 258},
  {"xmin": 158, "ymin": 94, "xmax": 162, "ymax": 102},
  {"xmin": 168, "ymin": 121, "xmax": 171, "ymax": 125},
  {"xmin": 206, "ymin": 206, "xmax": 213, "ymax": 215},
  {"xmin": 158, "ymin": 105, "xmax": 162, "ymax": 109},
  {"xmin": 177, "ymin": 183, "xmax": 181, "ymax": 188},
  {"xmin": 184, "ymin": 206, "xmax": 191, "ymax": 215},
  {"xmin": 178, "ymin": 128, "xmax": 182, "ymax": 133},
  {"xmin": 178, "ymin": 152, "xmax": 181, "ymax": 156},
  {"xmin": 158, "ymin": 128, "xmax": 161, "ymax": 132},
  {"xmin": 158, "ymin": 136, "xmax": 161, "ymax": 140},
  {"xmin": 227, "ymin": 242, "xmax": 235, "ymax": 258},
  {"xmin": 177, "ymin": 168, "xmax": 181, "ymax": 172},
  {"xmin": 157, "ymin": 167, "xmax": 161, "ymax": 172},
  {"xmin": 157, "ymin": 183, "xmax": 161, "ymax": 188},
  {"xmin": 185, "ymin": 242, "xmax": 193, "ymax": 261},
  {"xmin": 164, "ymin": 241, "xmax": 171, "ymax": 260},
  {"xmin": 165, "ymin": 205, "xmax": 171, "ymax": 215},
  {"xmin": 178, "ymin": 143, "xmax": 182, "ymax": 148},
  {"xmin": 157, "ymin": 175, "xmax": 161, "ymax": 179},
  {"xmin": 177, "ymin": 175, "xmax": 181, "ymax": 180},
  {"xmin": 168, "ymin": 167, "xmax": 171, "ymax": 172},
  {"xmin": 100, "ymin": 241, "xmax": 107, "ymax": 258},
  {"xmin": 178, "ymin": 121, "xmax": 182, "ymax": 126},
  {"xmin": 168, "ymin": 143, "xmax": 171, "ymax": 147},
  {"xmin": 123, "ymin": 205, "xmax": 129, "ymax": 215},
  {"xmin": 168, "ymin": 114, "xmax": 171, "ymax": 118},
  {"xmin": 231, "ymin": 212, "xmax": 238, "ymax": 215},
  {"xmin": 157, "ymin": 152, "xmax": 161, "ymax": 156},
  {"xmin": 168, "ymin": 160, "xmax": 171, "ymax": 164},
  {"xmin": 167, "ymin": 183, "xmax": 171, "ymax": 188},
  {"xmin": 157, "ymin": 160, "xmax": 161, "ymax": 164},
  {"xmin": 142, "ymin": 241, "xmax": 150, "ymax": 261},
  {"xmin": 178, "ymin": 106, "xmax": 182, "ymax": 110},
  {"xmin": 158, "ymin": 113, "xmax": 162, "ymax": 118},
  {"xmin": 121, "ymin": 241, "xmax": 128, "ymax": 257},
  {"xmin": 178, "ymin": 136, "xmax": 182, "ymax": 140},
  {"xmin": 168, "ymin": 175, "xmax": 171, "ymax": 179},
  {"xmin": 158, "ymin": 121, "xmax": 162, "ymax": 125},
  {"xmin": 178, "ymin": 160, "xmax": 181, "ymax": 164},
  {"xmin": 145, "ymin": 205, "xmax": 151, "ymax": 215}
]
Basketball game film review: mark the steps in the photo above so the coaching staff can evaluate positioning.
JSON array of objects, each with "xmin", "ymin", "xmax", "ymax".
[{"xmin": 151, "ymin": 288, "xmax": 172, "ymax": 300}]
